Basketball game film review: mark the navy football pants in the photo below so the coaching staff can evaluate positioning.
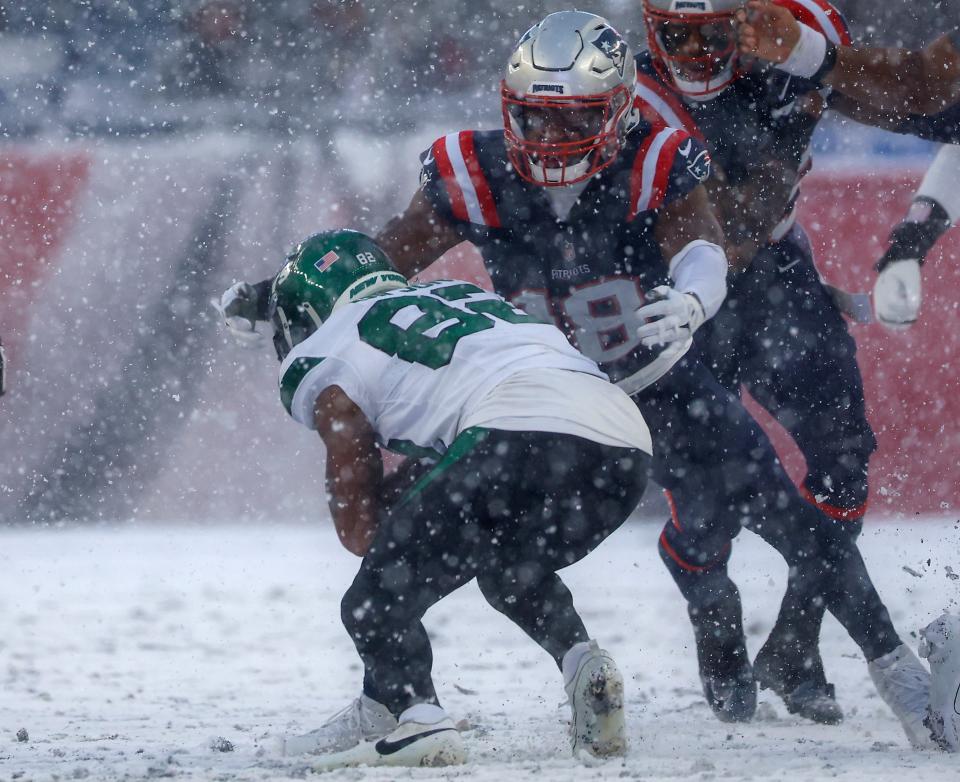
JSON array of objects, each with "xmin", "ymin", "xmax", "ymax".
[
  {"xmin": 702, "ymin": 224, "xmax": 877, "ymax": 525},
  {"xmin": 699, "ymin": 224, "xmax": 881, "ymax": 670},
  {"xmin": 633, "ymin": 348, "xmax": 898, "ymax": 667}
]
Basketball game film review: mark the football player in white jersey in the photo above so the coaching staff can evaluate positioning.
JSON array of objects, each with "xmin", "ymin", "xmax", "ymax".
[{"xmin": 265, "ymin": 229, "xmax": 654, "ymax": 769}]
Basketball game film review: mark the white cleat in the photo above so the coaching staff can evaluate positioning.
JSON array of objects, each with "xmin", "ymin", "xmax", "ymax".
[
  {"xmin": 868, "ymin": 643, "xmax": 936, "ymax": 750},
  {"xmin": 563, "ymin": 639, "xmax": 627, "ymax": 759},
  {"xmin": 919, "ymin": 613, "xmax": 960, "ymax": 752},
  {"xmin": 280, "ymin": 694, "xmax": 397, "ymax": 756},
  {"xmin": 311, "ymin": 703, "xmax": 466, "ymax": 771}
]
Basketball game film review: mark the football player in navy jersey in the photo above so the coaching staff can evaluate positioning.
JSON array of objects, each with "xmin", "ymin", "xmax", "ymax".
[
  {"xmin": 635, "ymin": 0, "xmax": 914, "ymax": 723},
  {"xmin": 736, "ymin": 0, "xmax": 960, "ymax": 329},
  {"xmin": 217, "ymin": 11, "xmax": 941, "ymax": 744}
]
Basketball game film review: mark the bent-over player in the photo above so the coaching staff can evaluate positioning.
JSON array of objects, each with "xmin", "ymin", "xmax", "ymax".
[{"xmin": 267, "ymin": 229, "xmax": 653, "ymax": 769}]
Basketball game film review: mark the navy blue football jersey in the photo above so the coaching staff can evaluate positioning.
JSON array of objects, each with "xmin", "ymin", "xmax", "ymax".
[
  {"xmin": 633, "ymin": 0, "xmax": 852, "ymax": 241},
  {"xmin": 418, "ymin": 123, "xmax": 710, "ymax": 388}
]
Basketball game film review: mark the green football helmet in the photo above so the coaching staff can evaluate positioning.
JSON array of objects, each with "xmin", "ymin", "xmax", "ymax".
[{"xmin": 268, "ymin": 229, "xmax": 407, "ymax": 360}]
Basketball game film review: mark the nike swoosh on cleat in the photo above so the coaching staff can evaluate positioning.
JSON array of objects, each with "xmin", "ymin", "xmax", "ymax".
[
  {"xmin": 777, "ymin": 259, "xmax": 800, "ymax": 273},
  {"xmin": 374, "ymin": 728, "xmax": 454, "ymax": 756}
]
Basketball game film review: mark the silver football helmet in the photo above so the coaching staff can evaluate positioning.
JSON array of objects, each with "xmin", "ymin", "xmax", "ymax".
[
  {"xmin": 501, "ymin": 11, "xmax": 639, "ymax": 186},
  {"xmin": 643, "ymin": 0, "xmax": 743, "ymax": 101}
]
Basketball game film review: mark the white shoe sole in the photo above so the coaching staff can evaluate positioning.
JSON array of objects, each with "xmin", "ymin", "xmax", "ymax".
[
  {"xmin": 570, "ymin": 657, "xmax": 627, "ymax": 758},
  {"xmin": 312, "ymin": 727, "xmax": 466, "ymax": 771},
  {"xmin": 920, "ymin": 614, "xmax": 960, "ymax": 752}
]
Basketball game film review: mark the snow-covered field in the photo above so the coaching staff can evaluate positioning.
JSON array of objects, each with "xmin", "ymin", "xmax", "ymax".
[{"xmin": 2, "ymin": 516, "xmax": 959, "ymax": 781}]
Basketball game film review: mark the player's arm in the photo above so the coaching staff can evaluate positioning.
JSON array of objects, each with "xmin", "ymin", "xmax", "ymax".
[
  {"xmin": 636, "ymin": 185, "xmax": 728, "ymax": 348},
  {"xmin": 737, "ymin": 0, "xmax": 960, "ymax": 115},
  {"xmin": 313, "ymin": 385, "xmax": 383, "ymax": 557},
  {"xmin": 375, "ymin": 188, "xmax": 464, "ymax": 277},
  {"xmin": 707, "ymin": 151, "xmax": 810, "ymax": 274},
  {"xmin": 873, "ymin": 144, "xmax": 960, "ymax": 329},
  {"xmin": 654, "ymin": 183, "xmax": 724, "ymax": 260},
  {"xmin": 217, "ymin": 190, "xmax": 464, "ymax": 339}
]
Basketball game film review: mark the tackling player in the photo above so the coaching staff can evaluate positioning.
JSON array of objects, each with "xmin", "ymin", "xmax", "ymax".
[
  {"xmin": 221, "ymin": 11, "xmax": 941, "ymax": 744},
  {"xmin": 267, "ymin": 229, "xmax": 653, "ymax": 767}
]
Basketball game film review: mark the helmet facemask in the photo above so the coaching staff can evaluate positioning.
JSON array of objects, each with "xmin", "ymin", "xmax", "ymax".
[
  {"xmin": 270, "ymin": 297, "xmax": 323, "ymax": 362},
  {"xmin": 502, "ymin": 84, "xmax": 632, "ymax": 186},
  {"xmin": 643, "ymin": 2, "xmax": 741, "ymax": 101}
]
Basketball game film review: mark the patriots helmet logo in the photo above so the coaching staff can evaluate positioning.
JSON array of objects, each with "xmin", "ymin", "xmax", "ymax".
[
  {"xmin": 686, "ymin": 149, "xmax": 712, "ymax": 183},
  {"xmin": 592, "ymin": 28, "xmax": 628, "ymax": 78}
]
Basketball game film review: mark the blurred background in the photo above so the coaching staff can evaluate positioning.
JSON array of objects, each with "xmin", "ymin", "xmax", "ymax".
[
  {"xmin": 0, "ymin": 1, "xmax": 957, "ymax": 139},
  {"xmin": 0, "ymin": 1, "xmax": 958, "ymax": 525}
]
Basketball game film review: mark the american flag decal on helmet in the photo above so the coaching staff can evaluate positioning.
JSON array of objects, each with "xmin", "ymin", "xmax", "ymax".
[{"xmin": 315, "ymin": 250, "xmax": 340, "ymax": 273}]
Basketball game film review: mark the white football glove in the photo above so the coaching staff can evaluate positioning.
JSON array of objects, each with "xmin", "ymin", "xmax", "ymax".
[
  {"xmin": 873, "ymin": 259, "xmax": 921, "ymax": 330},
  {"xmin": 212, "ymin": 281, "xmax": 266, "ymax": 347},
  {"xmin": 635, "ymin": 285, "xmax": 706, "ymax": 348}
]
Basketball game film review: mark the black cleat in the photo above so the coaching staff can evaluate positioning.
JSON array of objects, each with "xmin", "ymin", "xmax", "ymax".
[
  {"xmin": 701, "ymin": 660, "xmax": 758, "ymax": 723},
  {"xmin": 754, "ymin": 643, "xmax": 844, "ymax": 725},
  {"xmin": 689, "ymin": 606, "xmax": 757, "ymax": 723}
]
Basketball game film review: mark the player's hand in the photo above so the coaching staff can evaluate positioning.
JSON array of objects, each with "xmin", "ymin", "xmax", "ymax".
[
  {"xmin": 736, "ymin": 0, "xmax": 801, "ymax": 63},
  {"xmin": 213, "ymin": 281, "xmax": 265, "ymax": 346},
  {"xmin": 873, "ymin": 259, "xmax": 921, "ymax": 330},
  {"xmin": 635, "ymin": 286, "xmax": 706, "ymax": 347}
]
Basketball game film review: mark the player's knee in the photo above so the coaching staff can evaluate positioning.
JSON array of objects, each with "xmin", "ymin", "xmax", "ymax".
[
  {"xmin": 658, "ymin": 525, "xmax": 731, "ymax": 599},
  {"xmin": 340, "ymin": 578, "xmax": 384, "ymax": 644},
  {"xmin": 476, "ymin": 562, "xmax": 549, "ymax": 613}
]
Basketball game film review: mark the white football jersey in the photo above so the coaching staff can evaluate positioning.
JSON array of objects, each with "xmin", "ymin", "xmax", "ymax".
[{"xmin": 279, "ymin": 280, "xmax": 609, "ymax": 456}]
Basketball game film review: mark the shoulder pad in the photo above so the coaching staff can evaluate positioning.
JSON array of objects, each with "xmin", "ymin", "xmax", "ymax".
[
  {"xmin": 420, "ymin": 131, "xmax": 502, "ymax": 228},
  {"xmin": 632, "ymin": 72, "xmax": 705, "ymax": 143},
  {"xmin": 627, "ymin": 127, "xmax": 710, "ymax": 220},
  {"xmin": 774, "ymin": 0, "xmax": 853, "ymax": 45}
]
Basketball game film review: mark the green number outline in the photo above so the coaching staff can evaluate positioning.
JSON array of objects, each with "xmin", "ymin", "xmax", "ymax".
[{"xmin": 357, "ymin": 283, "xmax": 537, "ymax": 369}]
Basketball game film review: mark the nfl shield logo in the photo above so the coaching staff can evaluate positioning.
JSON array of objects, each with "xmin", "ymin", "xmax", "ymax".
[{"xmin": 315, "ymin": 250, "xmax": 340, "ymax": 273}]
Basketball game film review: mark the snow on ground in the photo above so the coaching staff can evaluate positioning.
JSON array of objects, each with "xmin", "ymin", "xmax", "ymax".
[{"xmin": 2, "ymin": 516, "xmax": 959, "ymax": 781}]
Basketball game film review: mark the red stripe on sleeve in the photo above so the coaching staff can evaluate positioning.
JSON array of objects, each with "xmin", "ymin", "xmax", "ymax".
[
  {"xmin": 432, "ymin": 137, "xmax": 468, "ymax": 223},
  {"xmin": 648, "ymin": 130, "xmax": 688, "ymax": 211},
  {"xmin": 775, "ymin": 0, "xmax": 853, "ymax": 46},
  {"xmin": 626, "ymin": 126, "xmax": 660, "ymax": 222},
  {"xmin": 458, "ymin": 131, "xmax": 501, "ymax": 229},
  {"xmin": 812, "ymin": 0, "xmax": 853, "ymax": 45},
  {"xmin": 634, "ymin": 74, "xmax": 705, "ymax": 143}
]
